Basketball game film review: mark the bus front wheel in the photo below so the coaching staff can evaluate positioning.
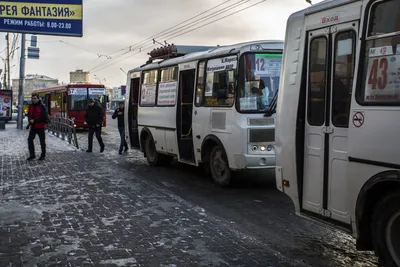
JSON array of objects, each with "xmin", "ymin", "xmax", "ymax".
[
  {"xmin": 371, "ymin": 192, "xmax": 400, "ymax": 267},
  {"xmin": 144, "ymin": 135, "xmax": 172, "ymax": 166},
  {"xmin": 209, "ymin": 145, "xmax": 231, "ymax": 187}
]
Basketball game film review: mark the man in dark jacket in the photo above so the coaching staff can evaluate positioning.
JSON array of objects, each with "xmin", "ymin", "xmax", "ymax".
[
  {"xmin": 27, "ymin": 93, "xmax": 48, "ymax": 161},
  {"xmin": 84, "ymin": 99, "xmax": 105, "ymax": 153},
  {"xmin": 112, "ymin": 101, "xmax": 128, "ymax": 155}
]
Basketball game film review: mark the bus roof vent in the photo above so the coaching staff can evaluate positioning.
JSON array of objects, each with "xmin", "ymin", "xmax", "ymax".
[{"xmin": 148, "ymin": 44, "xmax": 214, "ymax": 62}]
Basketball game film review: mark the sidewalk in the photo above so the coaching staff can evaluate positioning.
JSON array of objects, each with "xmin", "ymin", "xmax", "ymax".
[{"xmin": 0, "ymin": 127, "xmax": 301, "ymax": 267}]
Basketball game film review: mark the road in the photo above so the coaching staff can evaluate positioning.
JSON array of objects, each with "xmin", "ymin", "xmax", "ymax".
[{"xmin": 74, "ymin": 114, "xmax": 379, "ymax": 267}]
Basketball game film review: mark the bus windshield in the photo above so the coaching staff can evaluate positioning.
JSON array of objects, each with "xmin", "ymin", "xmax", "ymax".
[
  {"xmin": 68, "ymin": 88, "xmax": 106, "ymax": 111},
  {"xmin": 238, "ymin": 53, "xmax": 282, "ymax": 113}
]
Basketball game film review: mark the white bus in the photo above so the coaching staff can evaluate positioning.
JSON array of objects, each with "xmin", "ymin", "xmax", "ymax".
[
  {"xmin": 275, "ymin": 0, "xmax": 400, "ymax": 265},
  {"xmin": 124, "ymin": 41, "xmax": 283, "ymax": 186}
]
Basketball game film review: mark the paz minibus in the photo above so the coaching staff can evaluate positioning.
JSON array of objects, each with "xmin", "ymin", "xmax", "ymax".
[
  {"xmin": 275, "ymin": 0, "xmax": 400, "ymax": 265},
  {"xmin": 125, "ymin": 41, "xmax": 283, "ymax": 186}
]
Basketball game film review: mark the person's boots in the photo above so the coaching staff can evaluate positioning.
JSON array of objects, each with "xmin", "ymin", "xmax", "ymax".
[
  {"xmin": 39, "ymin": 154, "xmax": 45, "ymax": 161},
  {"xmin": 27, "ymin": 155, "xmax": 35, "ymax": 161}
]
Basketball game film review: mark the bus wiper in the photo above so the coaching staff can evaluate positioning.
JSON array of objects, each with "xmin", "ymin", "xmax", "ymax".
[{"xmin": 264, "ymin": 90, "xmax": 278, "ymax": 117}]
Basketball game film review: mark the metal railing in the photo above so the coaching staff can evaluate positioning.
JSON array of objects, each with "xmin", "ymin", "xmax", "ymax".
[{"xmin": 47, "ymin": 116, "xmax": 79, "ymax": 149}]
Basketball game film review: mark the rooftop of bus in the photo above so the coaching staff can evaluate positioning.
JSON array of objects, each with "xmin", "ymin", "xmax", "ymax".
[
  {"xmin": 32, "ymin": 83, "xmax": 106, "ymax": 93},
  {"xmin": 127, "ymin": 39, "xmax": 284, "ymax": 74},
  {"xmin": 289, "ymin": 0, "xmax": 358, "ymax": 19}
]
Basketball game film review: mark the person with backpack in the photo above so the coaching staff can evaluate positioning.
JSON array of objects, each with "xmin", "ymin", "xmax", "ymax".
[{"xmin": 27, "ymin": 93, "xmax": 49, "ymax": 161}]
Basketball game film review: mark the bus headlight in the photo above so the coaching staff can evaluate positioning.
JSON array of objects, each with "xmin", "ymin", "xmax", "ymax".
[
  {"xmin": 267, "ymin": 145, "xmax": 273, "ymax": 151},
  {"xmin": 252, "ymin": 145, "xmax": 258, "ymax": 151},
  {"xmin": 260, "ymin": 145, "xmax": 267, "ymax": 151}
]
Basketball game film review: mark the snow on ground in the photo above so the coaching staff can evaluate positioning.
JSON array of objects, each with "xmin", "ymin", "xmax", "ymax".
[{"xmin": 0, "ymin": 123, "xmax": 77, "ymax": 156}]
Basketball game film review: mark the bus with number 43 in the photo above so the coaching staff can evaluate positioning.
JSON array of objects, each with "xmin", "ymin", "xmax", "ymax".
[
  {"xmin": 124, "ymin": 41, "xmax": 283, "ymax": 186},
  {"xmin": 275, "ymin": 0, "xmax": 400, "ymax": 266}
]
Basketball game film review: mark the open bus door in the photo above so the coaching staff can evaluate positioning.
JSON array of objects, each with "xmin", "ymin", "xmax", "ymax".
[
  {"xmin": 302, "ymin": 21, "xmax": 358, "ymax": 225},
  {"xmin": 128, "ymin": 77, "xmax": 140, "ymax": 148},
  {"xmin": 177, "ymin": 67, "xmax": 196, "ymax": 162}
]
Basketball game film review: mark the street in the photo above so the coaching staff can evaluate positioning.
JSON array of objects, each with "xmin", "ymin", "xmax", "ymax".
[{"xmin": 72, "ymin": 114, "xmax": 379, "ymax": 267}]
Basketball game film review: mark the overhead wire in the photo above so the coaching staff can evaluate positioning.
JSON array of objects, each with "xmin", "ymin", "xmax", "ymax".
[
  {"xmin": 90, "ymin": 0, "xmax": 250, "ymax": 72},
  {"xmin": 91, "ymin": 0, "xmax": 266, "ymax": 73},
  {"xmin": 90, "ymin": 0, "xmax": 245, "ymax": 71},
  {"xmin": 96, "ymin": 0, "xmax": 232, "ymax": 60},
  {"xmin": 168, "ymin": 0, "xmax": 267, "ymax": 41}
]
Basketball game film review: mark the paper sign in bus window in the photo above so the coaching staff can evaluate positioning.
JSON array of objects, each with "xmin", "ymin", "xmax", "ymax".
[
  {"xmin": 141, "ymin": 84, "xmax": 156, "ymax": 105},
  {"xmin": 365, "ymin": 55, "xmax": 400, "ymax": 101},
  {"xmin": 369, "ymin": 46, "xmax": 394, "ymax": 58},
  {"xmin": 337, "ymin": 38, "xmax": 353, "ymax": 56},
  {"xmin": 157, "ymin": 81, "xmax": 177, "ymax": 106}
]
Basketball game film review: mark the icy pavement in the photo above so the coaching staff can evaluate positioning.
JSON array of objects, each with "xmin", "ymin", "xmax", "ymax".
[{"xmin": 0, "ymin": 126, "xmax": 306, "ymax": 266}]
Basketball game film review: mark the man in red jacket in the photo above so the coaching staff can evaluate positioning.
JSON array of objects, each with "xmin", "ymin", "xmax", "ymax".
[{"xmin": 27, "ymin": 93, "xmax": 48, "ymax": 161}]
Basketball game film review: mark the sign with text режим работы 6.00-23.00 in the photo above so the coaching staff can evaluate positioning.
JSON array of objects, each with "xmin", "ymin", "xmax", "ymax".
[{"xmin": 0, "ymin": 0, "xmax": 82, "ymax": 37}]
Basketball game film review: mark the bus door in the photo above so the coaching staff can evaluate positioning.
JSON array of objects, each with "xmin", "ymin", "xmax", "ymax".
[
  {"xmin": 128, "ymin": 77, "xmax": 140, "ymax": 148},
  {"xmin": 303, "ymin": 21, "xmax": 358, "ymax": 224},
  {"xmin": 177, "ymin": 67, "xmax": 196, "ymax": 162}
]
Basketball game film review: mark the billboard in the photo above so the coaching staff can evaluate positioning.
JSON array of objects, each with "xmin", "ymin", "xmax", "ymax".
[
  {"xmin": 0, "ymin": 90, "xmax": 13, "ymax": 121},
  {"xmin": 0, "ymin": 0, "xmax": 83, "ymax": 37}
]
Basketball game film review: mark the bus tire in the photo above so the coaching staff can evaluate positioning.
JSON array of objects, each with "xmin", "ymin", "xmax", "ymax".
[
  {"xmin": 144, "ymin": 135, "xmax": 172, "ymax": 166},
  {"xmin": 209, "ymin": 145, "xmax": 231, "ymax": 187},
  {"xmin": 371, "ymin": 191, "xmax": 400, "ymax": 267}
]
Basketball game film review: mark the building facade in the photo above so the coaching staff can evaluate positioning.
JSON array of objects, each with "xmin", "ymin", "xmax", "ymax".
[
  {"xmin": 12, "ymin": 74, "xmax": 59, "ymax": 103},
  {"xmin": 110, "ymin": 85, "xmax": 126, "ymax": 109},
  {"xmin": 70, "ymin": 69, "xmax": 90, "ymax": 84}
]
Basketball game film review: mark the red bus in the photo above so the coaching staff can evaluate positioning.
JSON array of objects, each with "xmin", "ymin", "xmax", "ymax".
[{"xmin": 32, "ymin": 83, "xmax": 108, "ymax": 128}]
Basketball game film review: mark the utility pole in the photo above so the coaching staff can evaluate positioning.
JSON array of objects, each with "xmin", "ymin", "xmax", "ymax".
[
  {"xmin": 2, "ymin": 59, "xmax": 6, "ymax": 89},
  {"xmin": 17, "ymin": 34, "xmax": 26, "ymax": 130},
  {"xmin": 6, "ymin": 33, "xmax": 10, "ymax": 90}
]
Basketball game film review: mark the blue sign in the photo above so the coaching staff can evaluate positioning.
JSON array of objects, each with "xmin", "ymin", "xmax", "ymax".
[
  {"xmin": 121, "ymin": 85, "xmax": 126, "ymax": 96},
  {"xmin": 27, "ymin": 46, "xmax": 39, "ymax": 59},
  {"xmin": 0, "ymin": 0, "xmax": 83, "ymax": 37}
]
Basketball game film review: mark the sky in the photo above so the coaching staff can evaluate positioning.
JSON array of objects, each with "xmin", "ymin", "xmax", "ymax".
[{"xmin": 0, "ymin": 0, "xmax": 324, "ymax": 87}]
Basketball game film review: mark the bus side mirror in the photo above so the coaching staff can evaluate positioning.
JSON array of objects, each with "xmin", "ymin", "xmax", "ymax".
[
  {"xmin": 106, "ymin": 95, "xmax": 110, "ymax": 103},
  {"xmin": 63, "ymin": 97, "xmax": 67, "ymax": 103}
]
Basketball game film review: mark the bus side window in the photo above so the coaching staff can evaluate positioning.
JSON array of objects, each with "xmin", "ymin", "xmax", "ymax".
[
  {"xmin": 195, "ymin": 61, "xmax": 205, "ymax": 106},
  {"xmin": 308, "ymin": 37, "xmax": 327, "ymax": 126},
  {"xmin": 332, "ymin": 31, "xmax": 356, "ymax": 128},
  {"xmin": 204, "ymin": 56, "xmax": 237, "ymax": 107},
  {"xmin": 358, "ymin": 0, "xmax": 400, "ymax": 104}
]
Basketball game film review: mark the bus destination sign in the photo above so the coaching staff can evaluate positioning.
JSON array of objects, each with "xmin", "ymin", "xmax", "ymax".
[{"xmin": 0, "ymin": 0, "xmax": 83, "ymax": 37}]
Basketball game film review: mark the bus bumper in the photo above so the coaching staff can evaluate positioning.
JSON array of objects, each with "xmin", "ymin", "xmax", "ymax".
[{"xmin": 233, "ymin": 153, "xmax": 276, "ymax": 169}]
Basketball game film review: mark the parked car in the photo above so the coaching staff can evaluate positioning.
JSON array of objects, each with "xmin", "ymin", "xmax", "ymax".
[{"xmin": 12, "ymin": 108, "xmax": 25, "ymax": 121}]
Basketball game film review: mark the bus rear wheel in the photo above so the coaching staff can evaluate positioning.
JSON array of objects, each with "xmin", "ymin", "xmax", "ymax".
[
  {"xmin": 209, "ymin": 145, "xmax": 231, "ymax": 187},
  {"xmin": 371, "ymin": 192, "xmax": 400, "ymax": 267},
  {"xmin": 144, "ymin": 135, "xmax": 172, "ymax": 166}
]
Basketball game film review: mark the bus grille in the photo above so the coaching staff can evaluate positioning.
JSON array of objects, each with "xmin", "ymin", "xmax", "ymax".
[{"xmin": 248, "ymin": 129, "xmax": 275, "ymax": 143}]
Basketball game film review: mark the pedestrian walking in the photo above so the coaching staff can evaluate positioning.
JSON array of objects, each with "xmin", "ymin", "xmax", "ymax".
[
  {"xmin": 84, "ymin": 98, "xmax": 105, "ymax": 153},
  {"xmin": 27, "ymin": 93, "xmax": 49, "ymax": 161},
  {"xmin": 112, "ymin": 101, "xmax": 128, "ymax": 155}
]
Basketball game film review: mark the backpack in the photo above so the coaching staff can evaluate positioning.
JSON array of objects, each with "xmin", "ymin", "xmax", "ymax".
[{"xmin": 41, "ymin": 105, "xmax": 51, "ymax": 124}]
